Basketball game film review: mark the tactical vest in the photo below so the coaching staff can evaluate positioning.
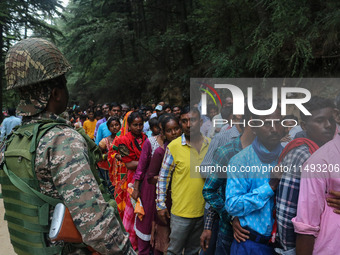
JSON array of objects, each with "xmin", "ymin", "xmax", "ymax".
[{"xmin": 0, "ymin": 120, "xmax": 123, "ymax": 255}]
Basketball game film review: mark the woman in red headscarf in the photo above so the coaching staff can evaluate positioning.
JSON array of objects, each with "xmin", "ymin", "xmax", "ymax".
[
  {"xmin": 108, "ymin": 111, "xmax": 147, "ymax": 250},
  {"xmin": 108, "ymin": 112, "xmax": 131, "ymax": 219}
]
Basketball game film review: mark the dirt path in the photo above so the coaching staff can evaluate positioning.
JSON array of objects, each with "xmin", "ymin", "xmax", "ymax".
[{"xmin": 0, "ymin": 187, "xmax": 16, "ymax": 255}]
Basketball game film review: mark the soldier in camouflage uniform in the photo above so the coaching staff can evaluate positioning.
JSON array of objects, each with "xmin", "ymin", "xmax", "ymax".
[{"xmin": 3, "ymin": 38, "xmax": 135, "ymax": 254}]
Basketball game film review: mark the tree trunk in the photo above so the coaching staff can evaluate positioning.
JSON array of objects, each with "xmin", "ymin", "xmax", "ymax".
[
  {"xmin": 177, "ymin": 0, "xmax": 193, "ymax": 67},
  {"xmin": 24, "ymin": 1, "xmax": 28, "ymax": 38},
  {"xmin": 0, "ymin": 22, "xmax": 3, "ymax": 117},
  {"xmin": 139, "ymin": 0, "xmax": 147, "ymax": 36},
  {"xmin": 126, "ymin": 0, "xmax": 138, "ymax": 62}
]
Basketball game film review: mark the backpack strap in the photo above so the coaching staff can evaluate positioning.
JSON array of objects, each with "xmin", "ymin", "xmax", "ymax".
[
  {"xmin": 30, "ymin": 122, "xmax": 71, "ymax": 181},
  {"xmin": 30, "ymin": 122, "xmax": 70, "ymax": 154}
]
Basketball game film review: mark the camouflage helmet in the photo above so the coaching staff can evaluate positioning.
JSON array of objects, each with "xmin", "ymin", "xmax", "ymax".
[{"xmin": 5, "ymin": 37, "xmax": 71, "ymax": 90}]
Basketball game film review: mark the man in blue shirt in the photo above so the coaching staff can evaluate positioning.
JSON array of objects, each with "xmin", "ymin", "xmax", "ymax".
[
  {"xmin": 225, "ymin": 99, "xmax": 285, "ymax": 255},
  {"xmin": 0, "ymin": 108, "xmax": 21, "ymax": 140}
]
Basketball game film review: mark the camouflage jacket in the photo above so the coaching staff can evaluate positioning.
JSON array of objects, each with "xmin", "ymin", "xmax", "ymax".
[{"xmin": 24, "ymin": 112, "xmax": 135, "ymax": 255}]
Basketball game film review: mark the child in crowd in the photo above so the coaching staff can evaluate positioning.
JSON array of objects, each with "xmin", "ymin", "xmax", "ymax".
[{"xmin": 146, "ymin": 117, "xmax": 161, "ymax": 138}]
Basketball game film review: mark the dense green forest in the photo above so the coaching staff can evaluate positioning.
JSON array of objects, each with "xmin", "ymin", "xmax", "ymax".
[{"xmin": 1, "ymin": 0, "xmax": 340, "ymax": 110}]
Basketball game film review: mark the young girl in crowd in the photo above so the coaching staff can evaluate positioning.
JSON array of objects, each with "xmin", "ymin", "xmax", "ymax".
[
  {"xmin": 146, "ymin": 117, "xmax": 161, "ymax": 138},
  {"xmin": 147, "ymin": 114, "xmax": 182, "ymax": 254},
  {"xmin": 98, "ymin": 116, "xmax": 121, "ymax": 195},
  {"xmin": 108, "ymin": 112, "xmax": 131, "ymax": 219},
  {"xmin": 116, "ymin": 111, "xmax": 147, "ymax": 250}
]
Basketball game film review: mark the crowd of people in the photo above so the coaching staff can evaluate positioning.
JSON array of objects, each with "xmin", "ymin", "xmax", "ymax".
[
  {"xmin": 1, "ymin": 38, "xmax": 340, "ymax": 255},
  {"xmin": 52, "ymin": 93, "xmax": 340, "ymax": 255}
]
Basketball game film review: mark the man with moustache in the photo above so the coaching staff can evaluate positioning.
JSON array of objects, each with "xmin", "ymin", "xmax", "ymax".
[
  {"xmin": 172, "ymin": 105, "xmax": 181, "ymax": 119},
  {"xmin": 156, "ymin": 106, "xmax": 210, "ymax": 255},
  {"xmin": 94, "ymin": 103, "xmax": 110, "ymax": 138},
  {"xmin": 225, "ymin": 99, "xmax": 285, "ymax": 255}
]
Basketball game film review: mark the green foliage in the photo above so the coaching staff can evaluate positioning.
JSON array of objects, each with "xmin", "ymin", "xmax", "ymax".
[{"xmin": 2, "ymin": 0, "xmax": 340, "ymax": 109}]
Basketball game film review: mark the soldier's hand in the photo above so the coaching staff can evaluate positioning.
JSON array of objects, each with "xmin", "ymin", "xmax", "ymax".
[
  {"xmin": 233, "ymin": 217, "xmax": 249, "ymax": 243},
  {"xmin": 200, "ymin": 229, "xmax": 212, "ymax": 251},
  {"xmin": 157, "ymin": 208, "xmax": 170, "ymax": 224},
  {"xmin": 327, "ymin": 190, "xmax": 340, "ymax": 214}
]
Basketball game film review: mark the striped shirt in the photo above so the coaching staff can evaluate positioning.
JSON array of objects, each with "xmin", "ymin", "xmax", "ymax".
[
  {"xmin": 204, "ymin": 206, "xmax": 218, "ymax": 230},
  {"xmin": 276, "ymin": 144, "xmax": 311, "ymax": 251}
]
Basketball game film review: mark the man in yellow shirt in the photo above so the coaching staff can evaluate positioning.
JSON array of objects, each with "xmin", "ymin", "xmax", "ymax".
[
  {"xmin": 156, "ymin": 106, "xmax": 210, "ymax": 255},
  {"xmin": 83, "ymin": 110, "xmax": 97, "ymax": 139}
]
